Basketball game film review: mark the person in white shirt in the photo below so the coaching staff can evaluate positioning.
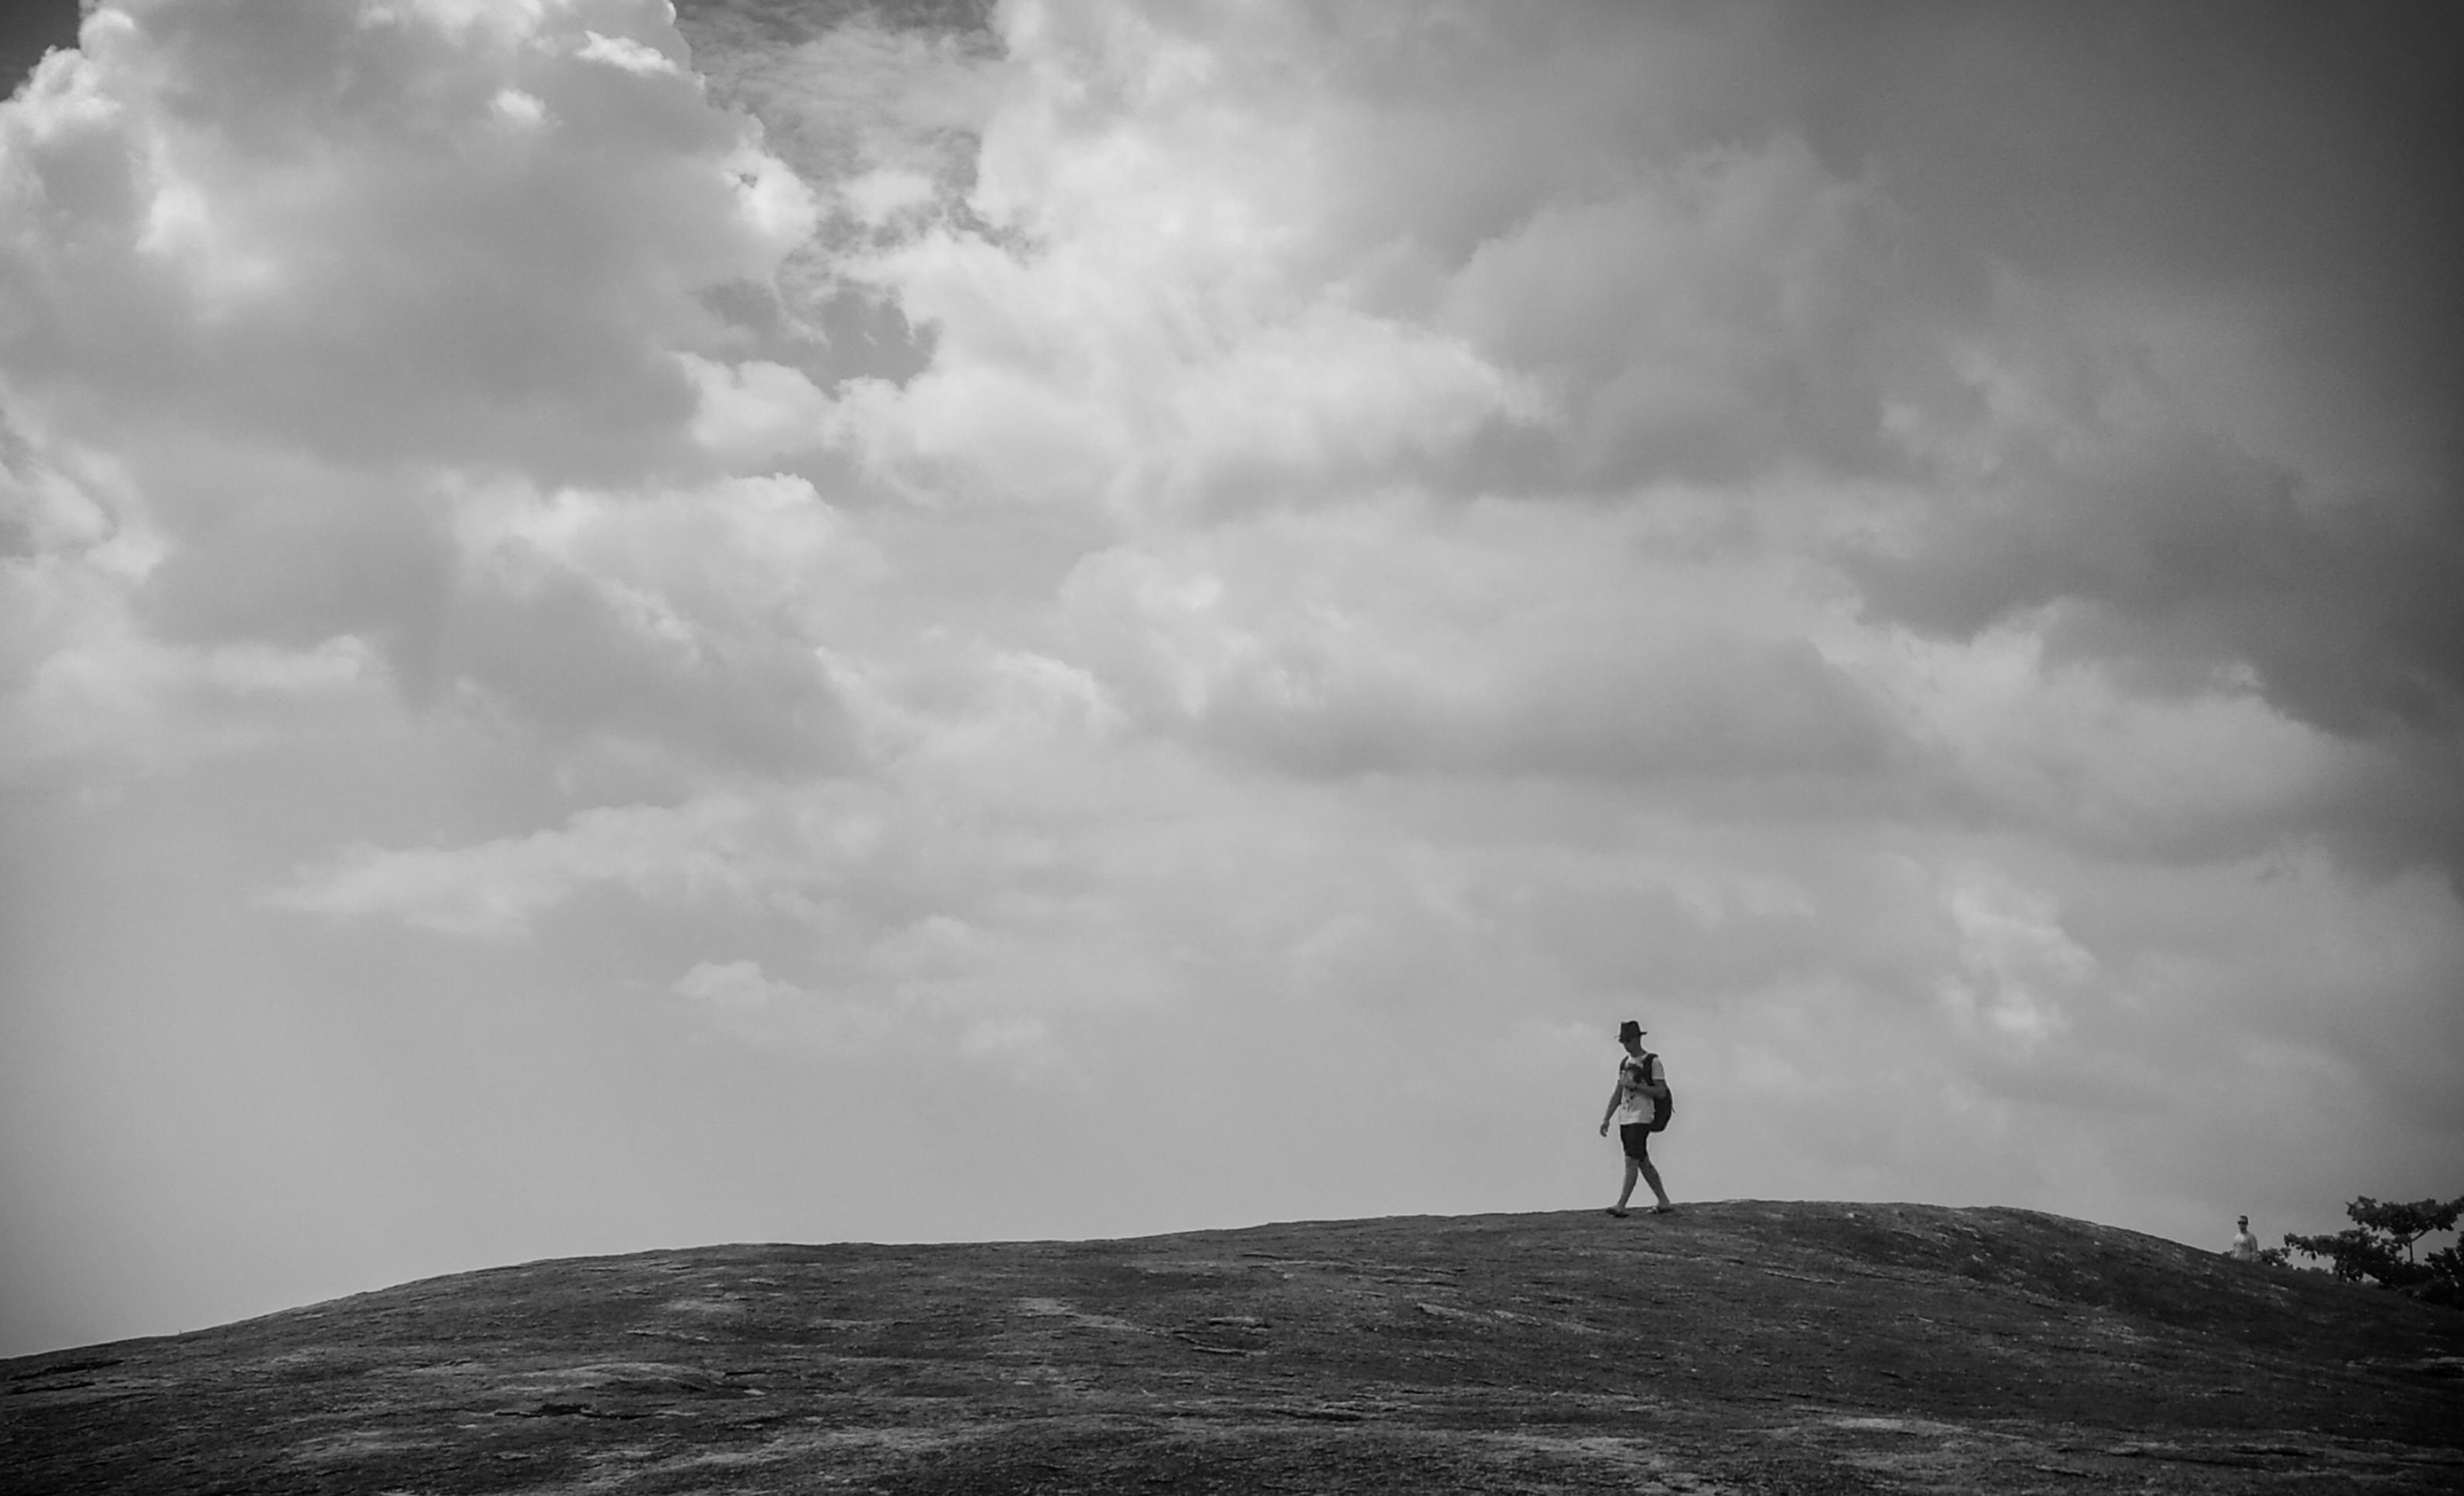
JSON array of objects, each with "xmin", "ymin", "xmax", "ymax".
[
  {"xmin": 2227, "ymin": 1215, "xmax": 2260, "ymax": 1262},
  {"xmin": 1597, "ymin": 1019, "xmax": 1674, "ymax": 1217}
]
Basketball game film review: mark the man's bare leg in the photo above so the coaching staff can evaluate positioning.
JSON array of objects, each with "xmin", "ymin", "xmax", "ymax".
[
  {"xmin": 1637, "ymin": 1156, "xmax": 1673, "ymax": 1212},
  {"xmin": 1610, "ymin": 1157, "xmax": 1640, "ymax": 1216}
]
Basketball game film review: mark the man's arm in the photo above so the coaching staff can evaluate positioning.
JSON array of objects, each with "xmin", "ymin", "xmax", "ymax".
[
  {"xmin": 1642, "ymin": 1056, "xmax": 1668, "ymax": 1102},
  {"xmin": 1600, "ymin": 1081, "xmax": 1624, "ymax": 1135}
]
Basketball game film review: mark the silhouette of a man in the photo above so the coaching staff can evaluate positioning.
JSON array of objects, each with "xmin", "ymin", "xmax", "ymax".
[
  {"xmin": 2227, "ymin": 1214, "xmax": 2260, "ymax": 1262},
  {"xmin": 1599, "ymin": 1019, "xmax": 1673, "ymax": 1217}
]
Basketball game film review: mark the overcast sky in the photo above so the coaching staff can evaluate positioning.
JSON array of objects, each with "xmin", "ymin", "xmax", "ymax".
[{"xmin": 3, "ymin": 0, "xmax": 2459, "ymax": 1358}]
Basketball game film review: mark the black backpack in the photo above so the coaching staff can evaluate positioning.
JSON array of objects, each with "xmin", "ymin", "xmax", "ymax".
[{"xmin": 1642, "ymin": 1052, "xmax": 1674, "ymax": 1133}]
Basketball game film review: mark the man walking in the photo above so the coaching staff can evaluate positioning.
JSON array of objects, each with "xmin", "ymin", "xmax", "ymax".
[
  {"xmin": 2227, "ymin": 1215, "xmax": 2260, "ymax": 1262},
  {"xmin": 1599, "ymin": 1019, "xmax": 1674, "ymax": 1217}
]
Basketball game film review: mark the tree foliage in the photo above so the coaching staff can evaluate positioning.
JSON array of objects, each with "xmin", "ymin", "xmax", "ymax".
[{"xmin": 2283, "ymin": 1194, "xmax": 2464, "ymax": 1309}]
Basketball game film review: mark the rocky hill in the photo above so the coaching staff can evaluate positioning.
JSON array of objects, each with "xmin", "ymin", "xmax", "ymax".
[{"xmin": 5, "ymin": 1201, "xmax": 2460, "ymax": 1493}]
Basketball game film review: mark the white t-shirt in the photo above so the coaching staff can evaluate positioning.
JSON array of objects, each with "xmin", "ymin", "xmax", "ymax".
[
  {"xmin": 1614, "ymin": 1053, "xmax": 1663, "ymax": 1127},
  {"xmin": 2229, "ymin": 1228, "xmax": 2260, "ymax": 1262}
]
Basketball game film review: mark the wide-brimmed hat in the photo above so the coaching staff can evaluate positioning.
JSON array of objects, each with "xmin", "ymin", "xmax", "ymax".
[{"xmin": 1617, "ymin": 1019, "xmax": 1645, "ymax": 1041}]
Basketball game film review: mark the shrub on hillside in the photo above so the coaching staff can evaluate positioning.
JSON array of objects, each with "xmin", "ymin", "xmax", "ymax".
[{"xmin": 2284, "ymin": 1195, "xmax": 2464, "ymax": 1309}]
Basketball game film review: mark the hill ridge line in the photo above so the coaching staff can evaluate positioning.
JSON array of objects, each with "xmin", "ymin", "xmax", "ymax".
[{"xmin": 7, "ymin": 1199, "xmax": 2459, "ymax": 1494}]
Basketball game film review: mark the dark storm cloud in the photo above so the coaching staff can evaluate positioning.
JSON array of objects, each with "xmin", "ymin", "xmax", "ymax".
[
  {"xmin": 1846, "ymin": 430, "xmax": 2464, "ymax": 737},
  {"xmin": 1781, "ymin": 0, "xmax": 2464, "ymax": 417},
  {"xmin": 0, "ymin": 0, "xmax": 80, "ymax": 97},
  {"xmin": 1773, "ymin": 0, "xmax": 2464, "ymax": 808},
  {"xmin": 1380, "ymin": 2, "xmax": 2464, "ymax": 744}
]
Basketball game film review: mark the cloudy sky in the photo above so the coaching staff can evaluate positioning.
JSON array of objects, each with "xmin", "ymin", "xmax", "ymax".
[{"xmin": 3, "ymin": 0, "xmax": 2459, "ymax": 1357}]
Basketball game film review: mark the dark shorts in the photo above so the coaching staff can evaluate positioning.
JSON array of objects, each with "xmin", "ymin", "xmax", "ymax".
[{"xmin": 1618, "ymin": 1122, "xmax": 1653, "ymax": 1162}]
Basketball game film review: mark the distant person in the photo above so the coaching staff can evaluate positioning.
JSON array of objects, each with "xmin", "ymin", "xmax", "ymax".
[
  {"xmin": 2227, "ymin": 1215, "xmax": 2260, "ymax": 1262},
  {"xmin": 1598, "ymin": 1019, "xmax": 1674, "ymax": 1217}
]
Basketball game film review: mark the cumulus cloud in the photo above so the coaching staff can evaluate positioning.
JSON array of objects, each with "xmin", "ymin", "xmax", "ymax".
[
  {"xmin": 245, "ymin": 0, "xmax": 2460, "ymax": 1101},
  {"xmin": 434, "ymin": 472, "xmax": 879, "ymax": 770},
  {"xmin": 266, "ymin": 796, "xmax": 789, "ymax": 938},
  {"xmin": 780, "ymin": 2, "xmax": 1559, "ymax": 516},
  {"xmin": 1050, "ymin": 496, "xmax": 1903, "ymax": 786},
  {"xmin": 1843, "ymin": 337, "xmax": 2464, "ymax": 745},
  {"xmin": 1434, "ymin": 137, "xmax": 1926, "ymax": 490},
  {"xmin": 4, "ymin": 0, "xmax": 809, "ymax": 479},
  {"xmin": 0, "ymin": 0, "xmax": 844, "ymax": 785}
]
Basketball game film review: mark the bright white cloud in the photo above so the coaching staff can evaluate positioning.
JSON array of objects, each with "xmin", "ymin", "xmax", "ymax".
[
  {"xmin": 0, "ymin": 0, "xmax": 847, "ymax": 786},
  {"xmin": 267, "ymin": 796, "xmax": 781, "ymax": 937}
]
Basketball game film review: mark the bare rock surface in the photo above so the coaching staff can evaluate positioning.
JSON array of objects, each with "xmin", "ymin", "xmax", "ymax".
[{"xmin": 6, "ymin": 1201, "xmax": 2462, "ymax": 1492}]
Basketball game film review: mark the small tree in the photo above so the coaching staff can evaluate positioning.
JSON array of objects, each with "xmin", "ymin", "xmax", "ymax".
[{"xmin": 2284, "ymin": 1194, "xmax": 2464, "ymax": 1309}]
